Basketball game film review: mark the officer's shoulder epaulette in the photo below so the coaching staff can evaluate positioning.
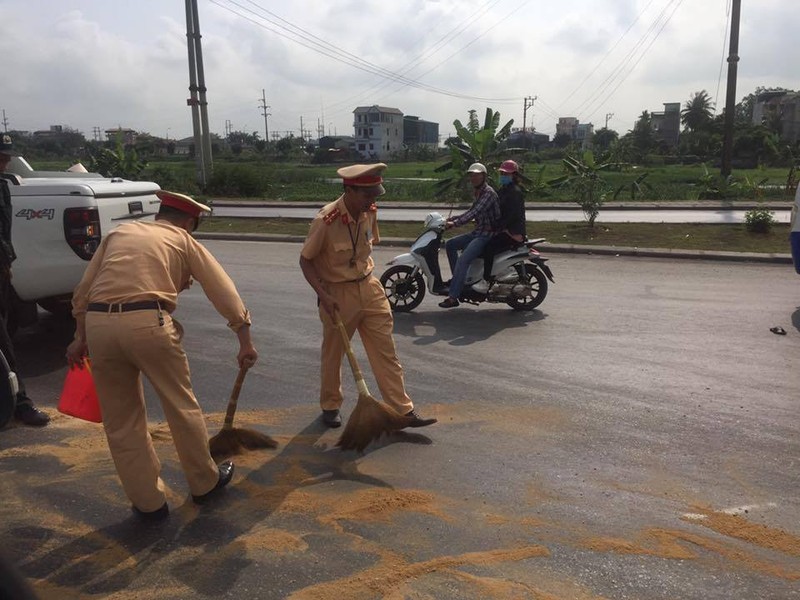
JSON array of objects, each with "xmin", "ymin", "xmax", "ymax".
[{"xmin": 322, "ymin": 206, "xmax": 341, "ymax": 225}]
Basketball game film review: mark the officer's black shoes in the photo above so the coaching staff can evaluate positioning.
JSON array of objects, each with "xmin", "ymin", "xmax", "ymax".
[
  {"xmin": 438, "ymin": 297, "xmax": 459, "ymax": 309},
  {"xmin": 404, "ymin": 409, "xmax": 437, "ymax": 428},
  {"xmin": 322, "ymin": 409, "xmax": 342, "ymax": 428},
  {"xmin": 192, "ymin": 460, "xmax": 235, "ymax": 504},
  {"xmin": 14, "ymin": 401, "xmax": 50, "ymax": 427},
  {"xmin": 132, "ymin": 502, "xmax": 169, "ymax": 521}
]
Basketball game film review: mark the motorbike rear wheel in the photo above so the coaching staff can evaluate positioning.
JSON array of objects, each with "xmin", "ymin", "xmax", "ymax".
[
  {"xmin": 506, "ymin": 263, "xmax": 548, "ymax": 311},
  {"xmin": 380, "ymin": 265, "xmax": 425, "ymax": 312}
]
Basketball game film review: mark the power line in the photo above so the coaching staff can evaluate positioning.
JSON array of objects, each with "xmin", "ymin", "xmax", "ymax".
[
  {"xmin": 301, "ymin": 0, "xmax": 508, "ymax": 120},
  {"xmin": 209, "ymin": 0, "xmax": 521, "ymax": 104},
  {"xmin": 575, "ymin": 0, "xmax": 685, "ymax": 123},
  {"xmin": 584, "ymin": 0, "xmax": 686, "ymax": 123},
  {"xmin": 714, "ymin": 0, "xmax": 733, "ymax": 114}
]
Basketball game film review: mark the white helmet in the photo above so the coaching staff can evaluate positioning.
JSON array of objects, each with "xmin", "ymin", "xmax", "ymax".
[{"xmin": 466, "ymin": 162, "xmax": 487, "ymax": 174}]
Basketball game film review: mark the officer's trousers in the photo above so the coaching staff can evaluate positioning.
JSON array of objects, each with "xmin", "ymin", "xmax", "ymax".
[
  {"xmin": 318, "ymin": 275, "xmax": 413, "ymax": 415},
  {"xmin": 85, "ymin": 309, "xmax": 219, "ymax": 512}
]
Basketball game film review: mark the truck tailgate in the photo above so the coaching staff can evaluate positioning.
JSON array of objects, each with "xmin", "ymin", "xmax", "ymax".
[{"xmin": 10, "ymin": 179, "xmax": 161, "ymax": 302}]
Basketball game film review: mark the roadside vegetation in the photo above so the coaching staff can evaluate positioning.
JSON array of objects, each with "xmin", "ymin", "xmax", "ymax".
[
  {"xmin": 12, "ymin": 85, "xmax": 797, "ymax": 254},
  {"xmin": 199, "ymin": 217, "xmax": 791, "ymax": 255}
]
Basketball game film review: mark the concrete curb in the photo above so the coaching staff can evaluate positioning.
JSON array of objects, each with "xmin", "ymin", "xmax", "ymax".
[
  {"xmin": 194, "ymin": 232, "xmax": 793, "ymax": 265},
  {"xmin": 210, "ymin": 199, "xmax": 794, "ymax": 211}
]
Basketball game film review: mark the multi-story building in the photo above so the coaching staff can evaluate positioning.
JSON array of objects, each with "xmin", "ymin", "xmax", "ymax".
[
  {"xmin": 556, "ymin": 117, "xmax": 579, "ymax": 139},
  {"xmin": 650, "ymin": 102, "xmax": 681, "ymax": 147},
  {"xmin": 104, "ymin": 127, "xmax": 138, "ymax": 145},
  {"xmin": 753, "ymin": 91, "xmax": 800, "ymax": 143},
  {"xmin": 555, "ymin": 117, "xmax": 593, "ymax": 148},
  {"xmin": 403, "ymin": 115, "xmax": 439, "ymax": 150},
  {"xmin": 575, "ymin": 123, "xmax": 594, "ymax": 148},
  {"xmin": 353, "ymin": 105, "xmax": 404, "ymax": 160}
]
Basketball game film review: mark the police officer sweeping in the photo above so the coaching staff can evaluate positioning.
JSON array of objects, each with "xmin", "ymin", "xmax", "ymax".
[
  {"xmin": 66, "ymin": 190, "xmax": 257, "ymax": 520},
  {"xmin": 299, "ymin": 163, "xmax": 436, "ymax": 430}
]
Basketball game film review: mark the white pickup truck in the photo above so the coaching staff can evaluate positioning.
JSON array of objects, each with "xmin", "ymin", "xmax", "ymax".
[{"xmin": 3, "ymin": 156, "xmax": 161, "ymax": 330}]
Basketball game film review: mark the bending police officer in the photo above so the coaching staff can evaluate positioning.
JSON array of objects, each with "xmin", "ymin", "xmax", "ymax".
[{"xmin": 66, "ymin": 190, "xmax": 257, "ymax": 520}]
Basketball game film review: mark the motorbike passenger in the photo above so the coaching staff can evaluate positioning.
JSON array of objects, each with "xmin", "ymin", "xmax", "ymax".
[
  {"xmin": 439, "ymin": 162, "xmax": 500, "ymax": 309},
  {"xmin": 472, "ymin": 160, "xmax": 527, "ymax": 294}
]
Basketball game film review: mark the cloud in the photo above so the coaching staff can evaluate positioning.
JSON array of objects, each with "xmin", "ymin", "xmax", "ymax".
[{"xmin": 1, "ymin": 0, "xmax": 797, "ymax": 141}]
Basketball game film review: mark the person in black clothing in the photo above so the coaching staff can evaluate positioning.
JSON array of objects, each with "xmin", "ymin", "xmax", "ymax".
[
  {"xmin": 0, "ymin": 135, "xmax": 50, "ymax": 427},
  {"xmin": 473, "ymin": 159, "xmax": 527, "ymax": 294}
]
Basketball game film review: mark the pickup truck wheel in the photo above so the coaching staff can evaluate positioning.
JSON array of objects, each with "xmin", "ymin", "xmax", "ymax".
[{"xmin": 37, "ymin": 298, "xmax": 74, "ymax": 319}]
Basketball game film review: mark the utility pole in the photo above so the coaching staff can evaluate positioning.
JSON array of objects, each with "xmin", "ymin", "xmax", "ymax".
[
  {"xmin": 92, "ymin": 126, "xmax": 102, "ymax": 141},
  {"xmin": 720, "ymin": 0, "xmax": 742, "ymax": 178},
  {"xmin": 299, "ymin": 116, "xmax": 305, "ymax": 141},
  {"xmin": 605, "ymin": 112, "xmax": 614, "ymax": 129},
  {"xmin": 258, "ymin": 89, "xmax": 270, "ymax": 142},
  {"xmin": 1, "ymin": 110, "xmax": 7, "ymax": 132},
  {"xmin": 185, "ymin": 0, "xmax": 212, "ymax": 188},
  {"xmin": 522, "ymin": 96, "xmax": 536, "ymax": 133},
  {"xmin": 522, "ymin": 96, "xmax": 536, "ymax": 149}
]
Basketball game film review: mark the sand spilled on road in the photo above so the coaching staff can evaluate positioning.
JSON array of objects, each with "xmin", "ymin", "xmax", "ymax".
[
  {"xmin": 682, "ymin": 505, "xmax": 800, "ymax": 557},
  {"xmin": 581, "ymin": 510, "xmax": 800, "ymax": 582},
  {"xmin": 286, "ymin": 544, "xmax": 551, "ymax": 600}
]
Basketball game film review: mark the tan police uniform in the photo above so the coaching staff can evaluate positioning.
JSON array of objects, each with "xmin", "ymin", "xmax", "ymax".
[
  {"xmin": 301, "ymin": 191, "xmax": 414, "ymax": 416},
  {"xmin": 72, "ymin": 216, "xmax": 251, "ymax": 512}
]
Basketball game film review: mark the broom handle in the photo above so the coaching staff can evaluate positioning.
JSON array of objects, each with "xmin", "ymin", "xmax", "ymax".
[
  {"xmin": 334, "ymin": 314, "xmax": 370, "ymax": 397},
  {"xmin": 222, "ymin": 365, "xmax": 248, "ymax": 429}
]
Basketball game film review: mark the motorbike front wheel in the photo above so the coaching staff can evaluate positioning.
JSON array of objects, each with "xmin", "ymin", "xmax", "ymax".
[
  {"xmin": 506, "ymin": 263, "xmax": 548, "ymax": 311},
  {"xmin": 380, "ymin": 265, "xmax": 425, "ymax": 312}
]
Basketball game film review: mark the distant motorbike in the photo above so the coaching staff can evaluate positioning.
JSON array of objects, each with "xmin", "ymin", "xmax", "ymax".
[{"xmin": 379, "ymin": 212, "xmax": 554, "ymax": 312}]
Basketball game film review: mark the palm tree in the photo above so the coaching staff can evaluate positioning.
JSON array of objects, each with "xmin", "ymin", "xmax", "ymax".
[{"xmin": 681, "ymin": 90, "xmax": 715, "ymax": 132}]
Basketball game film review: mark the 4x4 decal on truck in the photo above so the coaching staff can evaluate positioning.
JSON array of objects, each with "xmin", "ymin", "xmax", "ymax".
[{"xmin": 16, "ymin": 208, "xmax": 55, "ymax": 220}]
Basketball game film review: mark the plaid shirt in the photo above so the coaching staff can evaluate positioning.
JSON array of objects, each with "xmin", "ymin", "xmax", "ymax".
[{"xmin": 452, "ymin": 183, "xmax": 500, "ymax": 235}]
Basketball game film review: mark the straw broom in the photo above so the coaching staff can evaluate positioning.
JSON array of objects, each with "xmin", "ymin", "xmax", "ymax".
[
  {"xmin": 333, "ymin": 313, "xmax": 413, "ymax": 453},
  {"xmin": 209, "ymin": 364, "xmax": 277, "ymax": 459}
]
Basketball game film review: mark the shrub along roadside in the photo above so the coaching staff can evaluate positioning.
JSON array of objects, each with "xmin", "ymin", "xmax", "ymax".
[{"xmin": 198, "ymin": 217, "xmax": 791, "ymax": 255}]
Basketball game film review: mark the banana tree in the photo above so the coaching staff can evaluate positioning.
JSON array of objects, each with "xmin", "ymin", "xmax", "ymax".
[{"xmin": 434, "ymin": 108, "xmax": 516, "ymax": 202}]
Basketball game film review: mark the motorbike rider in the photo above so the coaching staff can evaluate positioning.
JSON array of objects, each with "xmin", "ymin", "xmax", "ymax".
[
  {"xmin": 439, "ymin": 162, "xmax": 500, "ymax": 309},
  {"xmin": 473, "ymin": 160, "xmax": 527, "ymax": 294}
]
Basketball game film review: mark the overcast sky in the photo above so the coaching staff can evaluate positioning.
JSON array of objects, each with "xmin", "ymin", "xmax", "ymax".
[{"xmin": 1, "ymin": 0, "xmax": 797, "ymax": 143}]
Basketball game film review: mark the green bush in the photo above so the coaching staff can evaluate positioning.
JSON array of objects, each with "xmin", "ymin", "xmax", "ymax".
[
  {"xmin": 744, "ymin": 206, "xmax": 776, "ymax": 233},
  {"xmin": 206, "ymin": 164, "xmax": 267, "ymax": 197}
]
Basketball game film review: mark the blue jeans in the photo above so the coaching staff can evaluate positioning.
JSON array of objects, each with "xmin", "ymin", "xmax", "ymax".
[{"xmin": 445, "ymin": 231, "xmax": 491, "ymax": 299}]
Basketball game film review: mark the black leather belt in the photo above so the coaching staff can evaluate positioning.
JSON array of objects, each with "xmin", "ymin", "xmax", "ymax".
[{"xmin": 87, "ymin": 301, "xmax": 161, "ymax": 313}]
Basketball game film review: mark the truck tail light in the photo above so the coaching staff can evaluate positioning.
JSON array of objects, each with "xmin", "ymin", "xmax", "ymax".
[{"xmin": 64, "ymin": 207, "xmax": 102, "ymax": 260}]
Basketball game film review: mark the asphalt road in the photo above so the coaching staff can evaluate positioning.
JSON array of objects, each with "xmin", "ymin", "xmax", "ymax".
[
  {"xmin": 212, "ymin": 205, "xmax": 793, "ymax": 224},
  {"xmin": 1, "ymin": 241, "xmax": 799, "ymax": 599}
]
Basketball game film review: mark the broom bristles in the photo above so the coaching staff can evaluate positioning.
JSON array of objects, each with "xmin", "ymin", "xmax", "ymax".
[
  {"xmin": 209, "ymin": 427, "xmax": 278, "ymax": 460},
  {"xmin": 336, "ymin": 392, "xmax": 414, "ymax": 453}
]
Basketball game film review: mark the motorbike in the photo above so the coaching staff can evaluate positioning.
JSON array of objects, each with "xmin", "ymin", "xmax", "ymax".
[{"xmin": 379, "ymin": 212, "xmax": 555, "ymax": 313}]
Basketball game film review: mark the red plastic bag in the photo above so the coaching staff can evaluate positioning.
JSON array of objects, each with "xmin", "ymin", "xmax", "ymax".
[{"xmin": 58, "ymin": 358, "xmax": 102, "ymax": 423}]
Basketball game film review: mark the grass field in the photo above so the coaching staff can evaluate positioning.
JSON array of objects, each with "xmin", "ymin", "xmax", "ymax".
[
  {"xmin": 29, "ymin": 157, "xmax": 797, "ymax": 204},
  {"xmin": 198, "ymin": 217, "xmax": 792, "ymax": 254}
]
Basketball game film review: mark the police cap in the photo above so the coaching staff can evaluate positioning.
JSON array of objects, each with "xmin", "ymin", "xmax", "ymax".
[
  {"xmin": 337, "ymin": 163, "xmax": 387, "ymax": 196},
  {"xmin": 155, "ymin": 190, "xmax": 211, "ymax": 218}
]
